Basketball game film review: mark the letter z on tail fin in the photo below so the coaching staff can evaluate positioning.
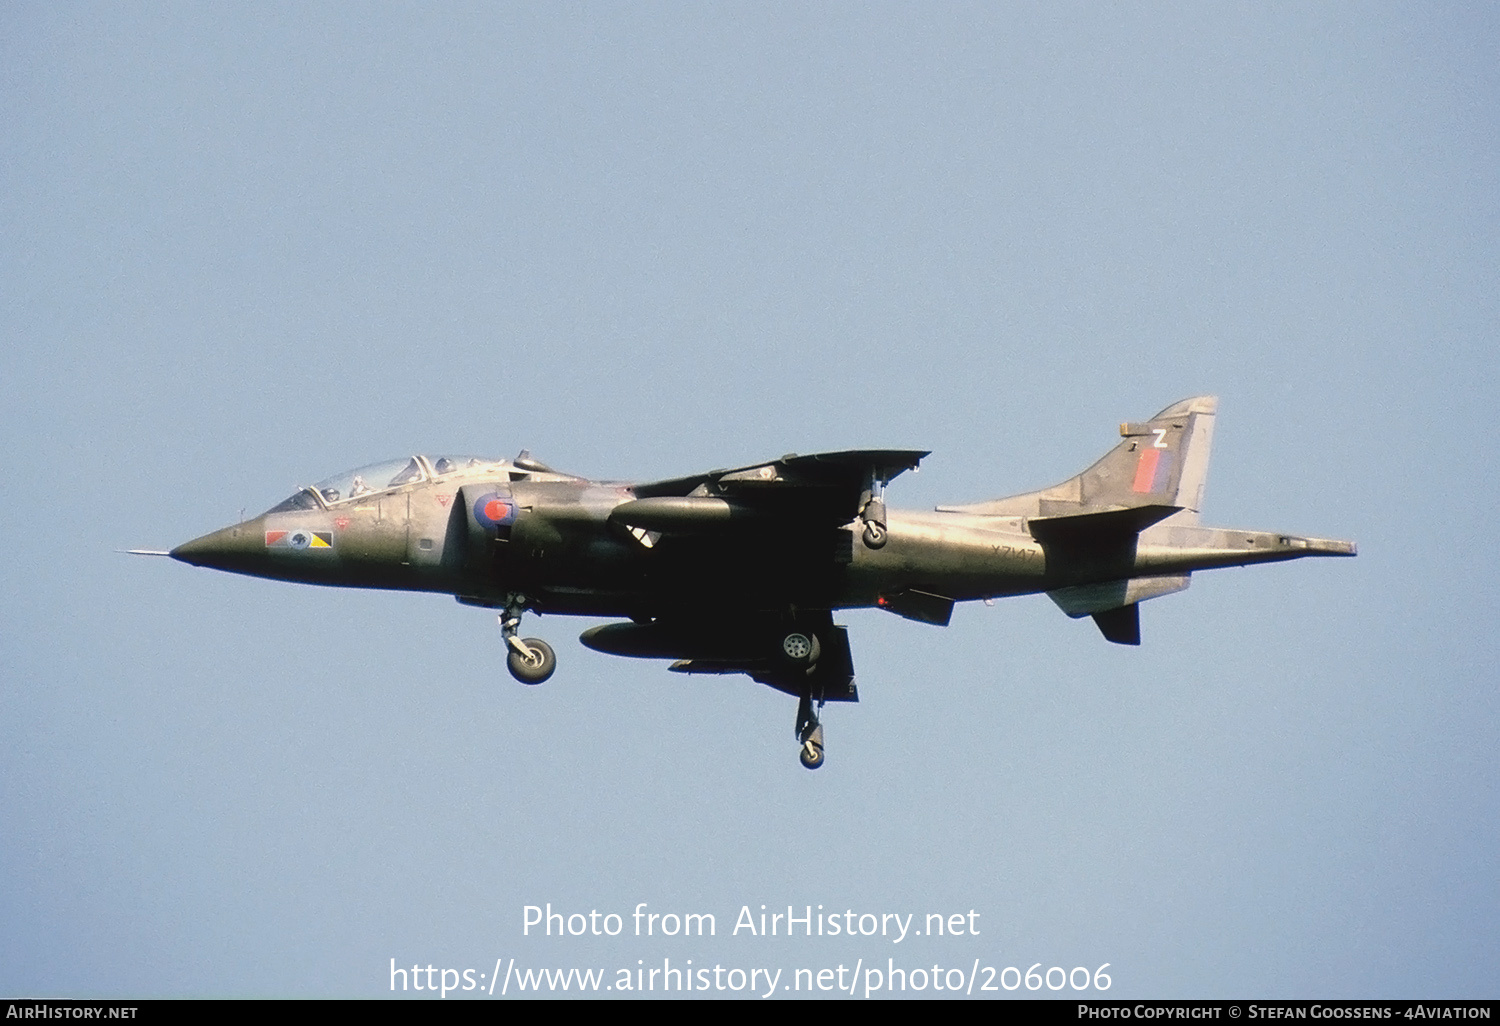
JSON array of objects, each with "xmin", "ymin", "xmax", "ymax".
[{"xmin": 1101, "ymin": 395, "xmax": 1217, "ymax": 521}]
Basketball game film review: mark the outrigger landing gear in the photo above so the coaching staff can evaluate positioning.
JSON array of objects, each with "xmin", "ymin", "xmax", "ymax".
[
  {"xmin": 500, "ymin": 593, "xmax": 556, "ymax": 685},
  {"xmin": 796, "ymin": 691, "xmax": 825, "ymax": 770},
  {"xmin": 860, "ymin": 475, "xmax": 889, "ymax": 549}
]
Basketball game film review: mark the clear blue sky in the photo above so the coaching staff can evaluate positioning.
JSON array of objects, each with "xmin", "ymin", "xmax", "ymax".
[{"xmin": 2, "ymin": 2, "xmax": 1496, "ymax": 998}]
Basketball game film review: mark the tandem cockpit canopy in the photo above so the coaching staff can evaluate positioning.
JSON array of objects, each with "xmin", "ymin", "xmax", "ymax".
[{"xmin": 262, "ymin": 455, "xmax": 499, "ymax": 514}]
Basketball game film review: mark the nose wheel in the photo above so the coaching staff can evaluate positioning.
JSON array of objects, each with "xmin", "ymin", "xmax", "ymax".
[
  {"xmin": 507, "ymin": 638, "xmax": 556, "ymax": 684},
  {"xmin": 500, "ymin": 595, "xmax": 556, "ymax": 685}
]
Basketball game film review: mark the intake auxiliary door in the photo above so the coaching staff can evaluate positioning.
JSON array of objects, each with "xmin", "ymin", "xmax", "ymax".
[{"xmin": 458, "ymin": 482, "xmax": 517, "ymax": 577}]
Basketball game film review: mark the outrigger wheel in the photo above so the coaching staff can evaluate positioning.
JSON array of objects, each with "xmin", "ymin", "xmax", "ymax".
[
  {"xmin": 796, "ymin": 691, "xmax": 826, "ymax": 770},
  {"xmin": 799, "ymin": 724, "xmax": 825, "ymax": 770}
]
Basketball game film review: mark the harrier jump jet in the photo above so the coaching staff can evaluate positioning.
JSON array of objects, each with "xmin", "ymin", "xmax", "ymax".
[{"xmin": 155, "ymin": 396, "xmax": 1354, "ymax": 769}]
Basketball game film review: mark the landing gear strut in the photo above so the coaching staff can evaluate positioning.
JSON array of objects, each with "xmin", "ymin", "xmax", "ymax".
[
  {"xmin": 500, "ymin": 593, "xmax": 556, "ymax": 685},
  {"xmin": 796, "ymin": 691, "xmax": 825, "ymax": 770},
  {"xmin": 860, "ymin": 476, "xmax": 888, "ymax": 549}
]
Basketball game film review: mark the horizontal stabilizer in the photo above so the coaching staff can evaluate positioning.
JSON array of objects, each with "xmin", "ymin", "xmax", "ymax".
[
  {"xmin": 1049, "ymin": 574, "xmax": 1190, "ymax": 646},
  {"xmin": 1047, "ymin": 574, "xmax": 1191, "ymax": 617},
  {"xmin": 1092, "ymin": 605, "xmax": 1141, "ymax": 646},
  {"xmin": 1027, "ymin": 504, "xmax": 1180, "ymax": 545}
]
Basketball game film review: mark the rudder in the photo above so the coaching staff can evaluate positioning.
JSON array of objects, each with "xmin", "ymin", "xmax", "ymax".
[{"xmin": 1099, "ymin": 395, "xmax": 1217, "ymax": 519}]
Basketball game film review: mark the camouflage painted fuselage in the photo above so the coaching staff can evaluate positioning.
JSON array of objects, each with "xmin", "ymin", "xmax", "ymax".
[
  {"xmin": 173, "ymin": 399, "xmax": 1353, "ymax": 632},
  {"xmin": 169, "ymin": 398, "xmax": 1354, "ymax": 716}
]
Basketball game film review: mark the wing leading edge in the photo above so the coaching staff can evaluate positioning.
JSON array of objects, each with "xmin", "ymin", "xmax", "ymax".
[{"xmin": 632, "ymin": 449, "xmax": 925, "ymax": 510}]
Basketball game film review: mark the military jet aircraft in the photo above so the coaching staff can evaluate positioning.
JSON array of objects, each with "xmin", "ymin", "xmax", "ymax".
[{"xmin": 154, "ymin": 396, "xmax": 1353, "ymax": 769}]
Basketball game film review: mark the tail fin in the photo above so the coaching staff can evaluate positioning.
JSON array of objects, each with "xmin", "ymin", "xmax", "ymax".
[
  {"xmin": 936, "ymin": 396, "xmax": 1217, "ymax": 646},
  {"xmin": 940, "ymin": 395, "xmax": 1218, "ymax": 521},
  {"xmin": 1096, "ymin": 395, "xmax": 1217, "ymax": 520}
]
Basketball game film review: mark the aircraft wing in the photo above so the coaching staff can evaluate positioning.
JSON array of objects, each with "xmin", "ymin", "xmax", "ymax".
[
  {"xmin": 627, "ymin": 449, "xmax": 928, "ymax": 527},
  {"xmin": 669, "ymin": 615, "xmax": 860, "ymax": 703},
  {"xmin": 584, "ymin": 611, "xmax": 861, "ymax": 703}
]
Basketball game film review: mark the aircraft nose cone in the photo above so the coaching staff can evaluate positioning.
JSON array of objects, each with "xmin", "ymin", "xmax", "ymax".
[{"xmin": 170, "ymin": 522, "xmax": 262, "ymax": 571}]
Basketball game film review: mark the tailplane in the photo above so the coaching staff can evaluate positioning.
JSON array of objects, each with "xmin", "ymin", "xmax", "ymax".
[{"xmin": 938, "ymin": 396, "xmax": 1219, "ymax": 646}]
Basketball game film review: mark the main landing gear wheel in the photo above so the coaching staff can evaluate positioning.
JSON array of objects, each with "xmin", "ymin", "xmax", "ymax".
[
  {"xmin": 861, "ymin": 520, "xmax": 888, "ymax": 549},
  {"xmin": 779, "ymin": 631, "xmax": 822, "ymax": 668},
  {"xmin": 506, "ymin": 638, "xmax": 556, "ymax": 685}
]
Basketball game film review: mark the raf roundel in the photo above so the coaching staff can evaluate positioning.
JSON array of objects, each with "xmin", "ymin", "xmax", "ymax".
[{"xmin": 473, "ymin": 492, "xmax": 516, "ymax": 528}]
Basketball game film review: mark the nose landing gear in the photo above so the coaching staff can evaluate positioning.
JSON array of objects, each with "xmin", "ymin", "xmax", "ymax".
[
  {"xmin": 500, "ymin": 594, "xmax": 556, "ymax": 685},
  {"xmin": 507, "ymin": 638, "xmax": 556, "ymax": 684}
]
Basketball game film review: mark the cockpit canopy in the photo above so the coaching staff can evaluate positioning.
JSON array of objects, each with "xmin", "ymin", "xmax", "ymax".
[
  {"xmin": 263, "ymin": 455, "xmax": 500, "ymax": 514},
  {"xmin": 313, "ymin": 457, "xmax": 425, "ymax": 504}
]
